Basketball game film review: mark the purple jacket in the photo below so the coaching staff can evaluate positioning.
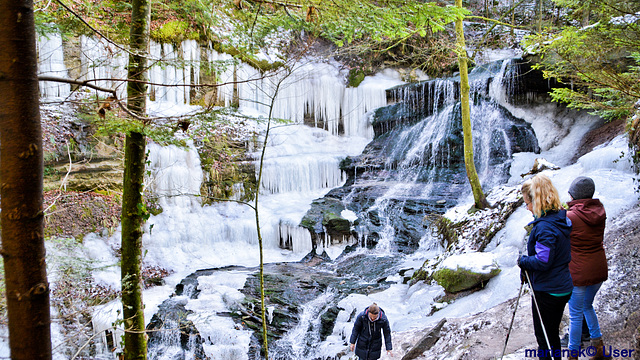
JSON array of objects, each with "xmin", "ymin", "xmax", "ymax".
[{"xmin": 519, "ymin": 209, "xmax": 573, "ymax": 294}]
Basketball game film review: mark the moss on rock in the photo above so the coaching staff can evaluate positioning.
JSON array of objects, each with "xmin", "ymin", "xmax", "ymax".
[{"xmin": 433, "ymin": 266, "xmax": 501, "ymax": 293}]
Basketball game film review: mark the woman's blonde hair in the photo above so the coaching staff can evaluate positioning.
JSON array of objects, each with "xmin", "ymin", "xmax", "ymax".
[{"xmin": 521, "ymin": 174, "xmax": 562, "ymax": 218}]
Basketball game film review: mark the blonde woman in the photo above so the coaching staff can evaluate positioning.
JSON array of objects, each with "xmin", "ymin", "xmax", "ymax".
[{"xmin": 518, "ymin": 174, "xmax": 573, "ymax": 360}]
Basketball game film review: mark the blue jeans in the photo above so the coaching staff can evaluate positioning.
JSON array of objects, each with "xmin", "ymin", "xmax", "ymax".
[{"xmin": 568, "ymin": 283, "xmax": 603, "ymax": 351}]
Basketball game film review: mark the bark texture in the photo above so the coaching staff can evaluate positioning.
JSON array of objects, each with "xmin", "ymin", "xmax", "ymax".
[{"xmin": 0, "ymin": 0, "xmax": 52, "ymax": 359}]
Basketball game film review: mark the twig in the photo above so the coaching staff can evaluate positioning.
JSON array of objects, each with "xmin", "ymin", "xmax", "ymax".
[
  {"xmin": 70, "ymin": 326, "xmax": 117, "ymax": 360},
  {"xmin": 35, "ymin": 0, "xmax": 54, "ymax": 12},
  {"xmin": 37, "ymin": 76, "xmax": 118, "ymax": 97},
  {"xmin": 44, "ymin": 140, "xmax": 74, "ymax": 215},
  {"xmin": 54, "ymin": 0, "xmax": 138, "ymax": 58}
]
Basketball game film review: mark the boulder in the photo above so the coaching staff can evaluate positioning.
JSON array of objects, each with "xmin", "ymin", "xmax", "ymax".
[{"xmin": 433, "ymin": 252, "xmax": 501, "ymax": 293}]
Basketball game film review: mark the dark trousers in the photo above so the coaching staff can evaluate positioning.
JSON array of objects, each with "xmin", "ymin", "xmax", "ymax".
[{"xmin": 532, "ymin": 291, "xmax": 571, "ymax": 360}]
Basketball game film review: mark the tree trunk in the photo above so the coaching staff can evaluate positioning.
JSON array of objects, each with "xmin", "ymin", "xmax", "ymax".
[
  {"xmin": 454, "ymin": 0, "xmax": 490, "ymax": 210},
  {"xmin": 121, "ymin": 131, "xmax": 147, "ymax": 360},
  {"xmin": 253, "ymin": 80, "xmax": 283, "ymax": 360},
  {"xmin": 537, "ymin": 0, "xmax": 543, "ymax": 33},
  {"xmin": 121, "ymin": 0, "xmax": 150, "ymax": 359},
  {"xmin": 0, "ymin": 1, "xmax": 52, "ymax": 359},
  {"xmin": 581, "ymin": 2, "xmax": 591, "ymax": 27}
]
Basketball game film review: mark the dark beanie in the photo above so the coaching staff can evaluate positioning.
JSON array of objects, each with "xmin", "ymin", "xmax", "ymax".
[{"xmin": 568, "ymin": 176, "xmax": 595, "ymax": 200}]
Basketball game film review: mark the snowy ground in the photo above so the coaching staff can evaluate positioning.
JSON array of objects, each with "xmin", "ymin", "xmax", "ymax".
[
  {"xmin": 327, "ymin": 129, "xmax": 637, "ymax": 359},
  {"xmin": 2, "ymin": 52, "xmax": 638, "ymax": 359}
]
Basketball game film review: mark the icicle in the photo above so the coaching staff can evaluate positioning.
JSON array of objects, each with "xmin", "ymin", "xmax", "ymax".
[
  {"xmin": 79, "ymin": 36, "xmax": 128, "ymax": 99},
  {"xmin": 37, "ymin": 33, "xmax": 71, "ymax": 98}
]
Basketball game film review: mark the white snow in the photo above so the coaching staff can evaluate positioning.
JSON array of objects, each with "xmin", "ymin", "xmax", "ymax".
[
  {"xmin": 6, "ymin": 34, "xmax": 639, "ymax": 360},
  {"xmin": 439, "ymin": 252, "xmax": 499, "ymax": 275}
]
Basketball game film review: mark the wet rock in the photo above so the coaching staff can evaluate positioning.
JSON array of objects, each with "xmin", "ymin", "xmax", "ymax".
[
  {"xmin": 319, "ymin": 306, "xmax": 341, "ymax": 341},
  {"xmin": 146, "ymin": 297, "xmax": 207, "ymax": 360},
  {"xmin": 401, "ymin": 318, "xmax": 446, "ymax": 360},
  {"xmin": 323, "ymin": 212, "xmax": 351, "ymax": 236},
  {"xmin": 300, "ymin": 197, "xmax": 355, "ymax": 247}
]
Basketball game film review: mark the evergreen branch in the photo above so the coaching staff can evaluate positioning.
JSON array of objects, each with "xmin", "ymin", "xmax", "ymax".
[{"xmin": 54, "ymin": 0, "xmax": 138, "ymax": 58}]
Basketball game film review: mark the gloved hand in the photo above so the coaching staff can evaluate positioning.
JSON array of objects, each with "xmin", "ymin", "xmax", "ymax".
[
  {"xmin": 516, "ymin": 254, "xmax": 524, "ymax": 268},
  {"xmin": 520, "ymin": 269, "xmax": 528, "ymax": 284}
]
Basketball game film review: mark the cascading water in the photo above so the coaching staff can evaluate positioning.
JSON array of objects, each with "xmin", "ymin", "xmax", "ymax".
[
  {"xmin": 316, "ymin": 59, "xmax": 540, "ymax": 255},
  {"xmin": 270, "ymin": 290, "xmax": 337, "ymax": 360},
  {"xmin": 33, "ymin": 31, "xmax": 551, "ymax": 360}
]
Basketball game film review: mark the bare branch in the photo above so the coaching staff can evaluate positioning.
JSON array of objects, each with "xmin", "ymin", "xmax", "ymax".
[
  {"xmin": 38, "ymin": 76, "xmax": 118, "ymax": 97},
  {"xmin": 54, "ymin": 0, "xmax": 139, "ymax": 58},
  {"xmin": 245, "ymin": 0, "xmax": 304, "ymax": 8}
]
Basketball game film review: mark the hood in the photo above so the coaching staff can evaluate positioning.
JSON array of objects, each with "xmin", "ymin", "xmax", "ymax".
[
  {"xmin": 568, "ymin": 199, "xmax": 606, "ymax": 226},
  {"xmin": 533, "ymin": 209, "xmax": 572, "ymax": 236}
]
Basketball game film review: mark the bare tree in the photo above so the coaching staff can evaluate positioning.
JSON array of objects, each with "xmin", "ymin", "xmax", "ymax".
[
  {"xmin": 0, "ymin": 0, "xmax": 52, "ymax": 359},
  {"xmin": 455, "ymin": 0, "xmax": 490, "ymax": 210}
]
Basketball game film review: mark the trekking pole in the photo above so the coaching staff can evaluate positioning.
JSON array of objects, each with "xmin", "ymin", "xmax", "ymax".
[
  {"xmin": 524, "ymin": 269, "xmax": 552, "ymax": 351},
  {"xmin": 500, "ymin": 279, "xmax": 524, "ymax": 360}
]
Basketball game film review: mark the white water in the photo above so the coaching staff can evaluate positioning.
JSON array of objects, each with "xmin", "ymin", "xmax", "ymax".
[
  {"xmin": 271, "ymin": 290, "xmax": 337, "ymax": 359},
  {"xmin": 22, "ymin": 36, "xmax": 639, "ymax": 360},
  {"xmin": 41, "ymin": 35, "xmax": 401, "ymax": 359}
]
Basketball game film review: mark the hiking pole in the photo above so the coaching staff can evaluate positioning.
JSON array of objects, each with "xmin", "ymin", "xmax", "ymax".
[
  {"xmin": 524, "ymin": 269, "xmax": 552, "ymax": 351},
  {"xmin": 500, "ymin": 279, "xmax": 524, "ymax": 360}
]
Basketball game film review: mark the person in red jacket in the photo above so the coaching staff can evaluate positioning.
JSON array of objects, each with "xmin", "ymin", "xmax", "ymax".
[{"xmin": 566, "ymin": 176, "xmax": 608, "ymax": 360}]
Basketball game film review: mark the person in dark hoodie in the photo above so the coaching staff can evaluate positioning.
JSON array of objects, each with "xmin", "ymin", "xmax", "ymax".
[
  {"xmin": 349, "ymin": 303, "xmax": 393, "ymax": 359},
  {"xmin": 518, "ymin": 174, "xmax": 573, "ymax": 360},
  {"xmin": 566, "ymin": 176, "xmax": 608, "ymax": 360}
]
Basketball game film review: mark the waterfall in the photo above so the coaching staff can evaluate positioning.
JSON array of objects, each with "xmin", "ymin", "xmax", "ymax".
[
  {"xmin": 149, "ymin": 40, "xmax": 200, "ymax": 104},
  {"xmin": 37, "ymin": 33, "xmax": 71, "ymax": 98},
  {"xmin": 324, "ymin": 59, "xmax": 541, "ymax": 254},
  {"xmin": 215, "ymin": 60, "xmax": 402, "ymax": 138},
  {"xmin": 377, "ymin": 59, "xmax": 539, "ymax": 193},
  {"xmin": 79, "ymin": 36, "xmax": 129, "ymax": 99},
  {"xmin": 270, "ymin": 290, "xmax": 336, "ymax": 360}
]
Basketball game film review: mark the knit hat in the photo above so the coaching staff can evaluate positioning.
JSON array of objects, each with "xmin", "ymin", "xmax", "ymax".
[{"xmin": 568, "ymin": 176, "xmax": 595, "ymax": 200}]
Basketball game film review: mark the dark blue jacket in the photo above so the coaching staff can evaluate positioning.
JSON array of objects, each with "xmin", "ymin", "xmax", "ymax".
[
  {"xmin": 349, "ymin": 306, "xmax": 392, "ymax": 360},
  {"xmin": 519, "ymin": 209, "xmax": 573, "ymax": 294}
]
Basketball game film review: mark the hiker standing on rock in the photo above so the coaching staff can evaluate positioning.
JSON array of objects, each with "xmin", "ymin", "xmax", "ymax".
[
  {"xmin": 349, "ymin": 303, "xmax": 393, "ymax": 359},
  {"xmin": 566, "ymin": 176, "xmax": 608, "ymax": 360},
  {"xmin": 518, "ymin": 174, "xmax": 573, "ymax": 360}
]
